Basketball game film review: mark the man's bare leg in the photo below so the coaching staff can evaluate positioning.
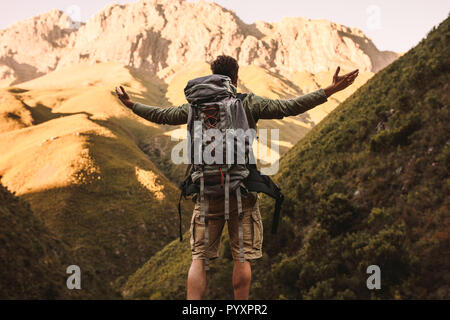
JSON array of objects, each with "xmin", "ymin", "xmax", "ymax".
[
  {"xmin": 233, "ymin": 260, "xmax": 251, "ymax": 300},
  {"xmin": 187, "ymin": 259, "xmax": 206, "ymax": 300}
]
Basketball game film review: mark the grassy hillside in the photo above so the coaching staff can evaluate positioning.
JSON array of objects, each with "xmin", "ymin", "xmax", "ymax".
[
  {"xmin": 121, "ymin": 17, "xmax": 449, "ymax": 299},
  {"xmin": 0, "ymin": 180, "xmax": 91, "ymax": 299},
  {"xmin": 0, "ymin": 62, "xmax": 193, "ymax": 298},
  {"xmin": 262, "ymin": 16, "xmax": 449, "ymax": 299}
]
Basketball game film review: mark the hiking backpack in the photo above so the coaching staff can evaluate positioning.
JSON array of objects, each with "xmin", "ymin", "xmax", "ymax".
[{"xmin": 178, "ymin": 74, "xmax": 284, "ymax": 268}]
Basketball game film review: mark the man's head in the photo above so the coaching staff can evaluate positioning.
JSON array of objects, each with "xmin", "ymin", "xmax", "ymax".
[{"xmin": 210, "ymin": 55, "xmax": 239, "ymax": 87}]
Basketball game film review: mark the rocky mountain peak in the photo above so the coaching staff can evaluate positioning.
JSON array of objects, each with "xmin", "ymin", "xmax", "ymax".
[{"xmin": 0, "ymin": 0, "xmax": 399, "ymax": 86}]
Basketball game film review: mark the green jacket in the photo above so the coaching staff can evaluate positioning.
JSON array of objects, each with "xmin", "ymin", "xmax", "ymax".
[{"xmin": 132, "ymin": 88, "xmax": 328, "ymax": 129}]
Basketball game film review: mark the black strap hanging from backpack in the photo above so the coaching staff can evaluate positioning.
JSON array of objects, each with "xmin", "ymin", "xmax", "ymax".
[{"xmin": 242, "ymin": 164, "xmax": 284, "ymax": 234}]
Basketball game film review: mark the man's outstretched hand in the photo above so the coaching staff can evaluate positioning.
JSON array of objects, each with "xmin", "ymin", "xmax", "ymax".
[
  {"xmin": 115, "ymin": 86, "xmax": 134, "ymax": 109},
  {"xmin": 324, "ymin": 66, "xmax": 359, "ymax": 97}
]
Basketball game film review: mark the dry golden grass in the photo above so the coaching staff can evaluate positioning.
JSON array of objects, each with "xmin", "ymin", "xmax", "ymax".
[
  {"xmin": 0, "ymin": 60, "xmax": 371, "ymax": 298},
  {"xmin": 288, "ymin": 69, "xmax": 374, "ymax": 124},
  {"xmin": 0, "ymin": 61, "xmax": 192, "ymax": 298}
]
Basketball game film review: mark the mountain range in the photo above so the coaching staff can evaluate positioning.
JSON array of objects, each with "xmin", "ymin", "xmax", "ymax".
[{"xmin": 0, "ymin": 0, "xmax": 398, "ymax": 87}]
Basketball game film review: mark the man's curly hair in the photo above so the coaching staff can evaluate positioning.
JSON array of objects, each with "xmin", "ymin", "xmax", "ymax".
[{"xmin": 210, "ymin": 55, "xmax": 239, "ymax": 84}]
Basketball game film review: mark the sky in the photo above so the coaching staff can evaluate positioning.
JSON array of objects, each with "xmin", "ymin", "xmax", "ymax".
[{"xmin": 0, "ymin": 0, "xmax": 448, "ymax": 52}]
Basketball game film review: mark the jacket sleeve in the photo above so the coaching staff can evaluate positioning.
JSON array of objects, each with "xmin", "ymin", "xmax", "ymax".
[
  {"xmin": 132, "ymin": 102, "xmax": 189, "ymax": 125},
  {"xmin": 250, "ymin": 88, "xmax": 328, "ymax": 120}
]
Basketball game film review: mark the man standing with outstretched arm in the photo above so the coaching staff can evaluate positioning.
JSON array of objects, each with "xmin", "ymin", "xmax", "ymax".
[{"xmin": 116, "ymin": 55, "xmax": 358, "ymax": 300}]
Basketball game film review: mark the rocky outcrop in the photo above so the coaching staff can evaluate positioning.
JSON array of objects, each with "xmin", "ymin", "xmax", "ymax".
[
  {"xmin": 0, "ymin": 0, "xmax": 399, "ymax": 86},
  {"xmin": 0, "ymin": 9, "xmax": 79, "ymax": 85}
]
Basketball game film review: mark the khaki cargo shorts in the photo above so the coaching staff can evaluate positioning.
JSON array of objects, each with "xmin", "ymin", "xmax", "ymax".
[{"xmin": 190, "ymin": 191, "xmax": 263, "ymax": 261}]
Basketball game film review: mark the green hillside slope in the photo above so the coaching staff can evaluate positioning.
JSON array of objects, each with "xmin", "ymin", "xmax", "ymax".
[
  {"xmin": 0, "ymin": 63, "xmax": 193, "ymax": 298},
  {"xmin": 0, "ymin": 181, "xmax": 90, "ymax": 299},
  {"xmin": 263, "ymin": 16, "xmax": 449, "ymax": 300},
  {"xmin": 122, "ymin": 17, "xmax": 449, "ymax": 299}
]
